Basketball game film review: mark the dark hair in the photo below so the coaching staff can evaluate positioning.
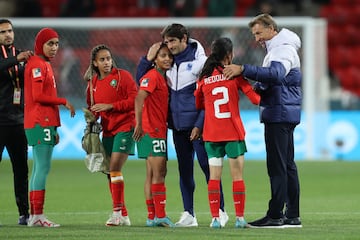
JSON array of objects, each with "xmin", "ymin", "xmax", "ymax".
[
  {"xmin": 248, "ymin": 13, "xmax": 278, "ymax": 32},
  {"xmin": 83, "ymin": 44, "xmax": 116, "ymax": 81},
  {"xmin": 199, "ymin": 37, "xmax": 233, "ymax": 80},
  {"xmin": 155, "ymin": 43, "xmax": 170, "ymax": 59},
  {"xmin": 0, "ymin": 19, "xmax": 12, "ymax": 26},
  {"xmin": 161, "ymin": 23, "xmax": 189, "ymax": 43},
  {"xmin": 153, "ymin": 43, "xmax": 174, "ymax": 69}
]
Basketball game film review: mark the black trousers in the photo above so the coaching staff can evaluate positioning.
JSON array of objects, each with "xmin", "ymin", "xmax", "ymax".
[
  {"xmin": 0, "ymin": 125, "xmax": 29, "ymax": 216},
  {"xmin": 264, "ymin": 123, "xmax": 300, "ymax": 219}
]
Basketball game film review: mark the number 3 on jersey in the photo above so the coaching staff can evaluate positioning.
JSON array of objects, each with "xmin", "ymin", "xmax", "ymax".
[{"xmin": 43, "ymin": 128, "xmax": 52, "ymax": 142}]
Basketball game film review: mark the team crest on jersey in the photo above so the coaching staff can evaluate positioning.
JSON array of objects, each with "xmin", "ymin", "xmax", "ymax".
[
  {"xmin": 186, "ymin": 63, "xmax": 193, "ymax": 71},
  {"xmin": 141, "ymin": 78, "xmax": 149, "ymax": 87},
  {"xmin": 110, "ymin": 79, "xmax": 117, "ymax": 88},
  {"xmin": 32, "ymin": 68, "xmax": 41, "ymax": 78}
]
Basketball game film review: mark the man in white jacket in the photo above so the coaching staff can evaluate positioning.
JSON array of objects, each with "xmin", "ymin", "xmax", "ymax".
[{"xmin": 224, "ymin": 14, "xmax": 302, "ymax": 228}]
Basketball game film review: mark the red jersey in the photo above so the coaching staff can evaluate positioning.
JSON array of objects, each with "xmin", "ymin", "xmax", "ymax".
[
  {"xmin": 24, "ymin": 55, "xmax": 66, "ymax": 129},
  {"xmin": 87, "ymin": 68, "xmax": 137, "ymax": 137},
  {"xmin": 194, "ymin": 68, "xmax": 260, "ymax": 142},
  {"xmin": 139, "ymin": 68, "xmax": 168, "ymax": 138}
]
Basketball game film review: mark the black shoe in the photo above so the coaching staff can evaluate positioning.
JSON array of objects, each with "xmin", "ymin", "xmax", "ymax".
[
  {"xmin": 283, "ymin": 217, "xmax": 302, "ymax": 228},
  {"xmin": 248, "ymin": 216, "xmax": 284, "ymax": 228},
  {"xmin": 18, "ymin": 215, "xmax": 29, "ymax": 225}
]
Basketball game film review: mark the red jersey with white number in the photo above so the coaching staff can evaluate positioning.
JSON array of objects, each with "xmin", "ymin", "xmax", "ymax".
[
  {"xmin": 87, "ymin": 68, "xmax": 137, "ymax": 137},
  {"xmin": 24, "ymin": 55, "xmax": 66, "ymax": 128},
  {"xmin": 139, "ymin": 68, "xmax": 168, "ymax": 138},
  {"xmin": 194, "ymin": 67, "xmax": 260, "ymax": 142}
]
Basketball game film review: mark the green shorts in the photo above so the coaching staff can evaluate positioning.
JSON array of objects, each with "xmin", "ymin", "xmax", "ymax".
[
  {"xmin": 205, "ymin": 141, "xmax": 247, "ymax": 159},
  {"xmin": 102, "ymin": 130, "xmax": 135, "ymax": 155},
  {"xmin": 25, "ymin": 124, "xmax": 57, "ymax": 146},
  {"xmin": 137, "ymin": 134, "xmax": 167, "ymax": 159}
]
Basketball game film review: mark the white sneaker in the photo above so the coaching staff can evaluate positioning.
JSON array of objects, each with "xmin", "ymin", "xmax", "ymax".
[
  {"xmin": 28, "ymin": 214, "xmax": 60, "ymax": 227},
  {"xmin": 219, "ymin": 209, "xmax": 229, "ymax": 227},
  {"xmin": 105, "ymin": 211, "xmax": 122, "ymax": 226},
  {"xmin": 120, "ymin": 215, "xmax": 131, "ymax": 226},
  {"xmin": 175, "ymin": 211, "xmax": 198, "ymax": 227}
]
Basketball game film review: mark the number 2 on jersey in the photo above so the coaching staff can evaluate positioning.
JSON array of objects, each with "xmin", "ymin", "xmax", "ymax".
[{"xmin": 212, "ymin": 86, "xmax": 231, "ymax": 119}]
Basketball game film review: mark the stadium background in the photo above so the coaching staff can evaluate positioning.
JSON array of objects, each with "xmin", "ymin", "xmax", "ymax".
[{"xmin": 2, "ymin": 0, "xmax": 359, "ymax": 161}]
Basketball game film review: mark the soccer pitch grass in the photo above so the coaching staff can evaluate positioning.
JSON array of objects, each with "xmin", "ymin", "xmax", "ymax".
[{"xmin": 0, "ymin": 159, "xmax": 359, "ymax": 240}]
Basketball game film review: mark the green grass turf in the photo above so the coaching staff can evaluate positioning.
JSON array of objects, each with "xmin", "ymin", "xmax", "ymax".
[{"xmin": 0, "ymin": 159, "xmax": 359, "ymax": 239}]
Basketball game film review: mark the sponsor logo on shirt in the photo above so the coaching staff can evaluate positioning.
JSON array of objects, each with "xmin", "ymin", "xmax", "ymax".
[
  {"xmin": 32, "ymin": 68, "xmax": 41, "ymax": 78},
  {"xmin": 141, "ymin": 78, "xmax": 149, "ymax": 87}
]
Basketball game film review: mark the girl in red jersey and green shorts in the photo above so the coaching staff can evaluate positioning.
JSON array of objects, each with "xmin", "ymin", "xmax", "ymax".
[
  {"xmin": 194, "ymin": 38, "xmax": 260, "ymax": 229},
  {"xmin": 83, "ymin": 44, "xmax": 138, "ymax": 227},
  {"xmin": 24, "ymin": 28, "xmax": 75, "ymax": 227},
  {"xmin": 133, "ymin": 42, "xmax": 174, "ymax": 227}
]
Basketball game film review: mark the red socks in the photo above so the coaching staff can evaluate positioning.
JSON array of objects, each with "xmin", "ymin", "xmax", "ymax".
[
  {"xmin": 30, "ymin": 190, "xmax": 45, "ymax": 215},
  {"xmin": 151, "ymin": 183, "xmax": 166, "ymax": 218},
  {"xmin": 109, "ymin": 171, "xmax": 127, "ymax": 215},
  {"xmin": 146, "ymin": 199, "xmax": 155, "ymax": 220},
  {"xmin": 233, "ymin": 180, "xmax": 246, "ymax": 217},
  {"xmin": 208, "ymin": 179, "xmax": 246, "ymax": 218},
  {"xmin": 208, "ymin": 179, "xmax": 220, "ymax": 218}
]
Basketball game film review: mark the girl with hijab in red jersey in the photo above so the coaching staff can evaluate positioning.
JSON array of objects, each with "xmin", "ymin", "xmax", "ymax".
[
  {"xmin": 194, "ymin": 37, "xmax": 260, "ymax": 228},
  {"xmin": 84, "ymin": 44, "xmax": 137, "ymax": 227},
  {"xmin": 24, "ymin": 28, "xmax": 75, "ymax": 227},
  {"xmin": 133, "ymin": 42, "xmax": 174, "ymax": 227}
]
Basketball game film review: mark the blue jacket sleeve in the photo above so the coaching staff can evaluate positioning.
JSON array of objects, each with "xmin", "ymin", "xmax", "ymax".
[
  {"xmin": 243, "ymin": 61, "xmax": 286, "ymax": 84},
  {"xmin": 135, "ymin": 56, "xmax": 153, "ymax": 85},
  {"xmin": 194, "ymin": 109, "xmax": 204, "ymax": 130}
]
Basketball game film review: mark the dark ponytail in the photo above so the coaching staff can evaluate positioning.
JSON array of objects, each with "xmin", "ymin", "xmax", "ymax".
[{"xmin": 199, "ymin": 37, "xmax": 233, "ymax": 80}]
